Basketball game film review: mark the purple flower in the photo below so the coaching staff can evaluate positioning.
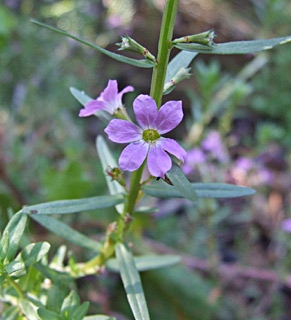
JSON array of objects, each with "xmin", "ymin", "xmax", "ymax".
[
  {"xmin": 282, "ymin": 218, "xmax": 291, "ymax": 232},
  {"xmin": 104, "ymin": 94, "xmax": 186, "ymax": 178},
  {"xmin": 202, "ymin": 131, "xmax": 229, "ymax": 163},
  {"xmin": 183, "ymin": 147, "xmax": 206, "ymax": 175},
  {"xmin": 79, "ymin": 80, "xmax": 134, "ymax": 117},
  {"xmin": 235, "ymin": 157, "xmax": 253, "ymax": 171}
]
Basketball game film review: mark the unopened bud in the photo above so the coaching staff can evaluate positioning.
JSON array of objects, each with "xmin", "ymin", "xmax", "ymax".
[
  {"xmin": 163, "ymin": 67, "xmax": 192, "ymax": 94},
  {"xmin": 172, "ymin": 30, "xmax": 216, "ymax": 46},
  {"xmin": 106, "ymin": 166, "xmax": 126, "ymax": 187},
  {"xmin": 116, "ymin": 34, "xmax": 156, "ymax": 62}
]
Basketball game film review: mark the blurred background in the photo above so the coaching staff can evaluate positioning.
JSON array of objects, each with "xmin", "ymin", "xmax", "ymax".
[{"xmin": 1, "ymin": 0, "xmax": 291, "ymax": 319}]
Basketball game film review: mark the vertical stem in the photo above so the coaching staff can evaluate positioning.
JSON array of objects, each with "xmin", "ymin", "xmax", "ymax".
[
  {"xmin": 150, "ymin": 0, "xmax": 179, "ymax": 108},
  {"xmin": 123, "ymin": 0, "xmax": 179, "ymax": 216},
  {"xmin": 124, "ymin": 161, "xmax": 145, "ymax": 215}
]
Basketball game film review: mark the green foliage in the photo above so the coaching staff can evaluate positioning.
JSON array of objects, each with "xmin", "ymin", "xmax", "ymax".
[
  {"xmin": 30, "ymin": 214, "xmax": 102, "ymax": 251},
  {"xmin": 167, "ymin": 163, "xmax": 198, "ymax": 202},
  {"xmin": 1, "ymin": 0, "xmax": 291, "ymax": 319},
  {"xmin": 106, "ymin": 254, "xmax": 181, "ymax": 272},
  {"xmin": 41, "ymin": 161, "xmax": 92, "ymax": 201},
  {"xmin": 142, "ymin": 181, "xmax": 255, "ymax": 199},
  {"xmin": 30, "ymin": 19, "xmax": 156, "ymax": 68},
  {"xmin": 175, "ymin": 35, "xmax": 291, "ymax": 54},
  {"xmin": 115, "ymin": 243, "xmax": 150, "ymax": 320},
  {"xmin": 96, "ymin": 136, "xmax": 126, "ymax": 214}
]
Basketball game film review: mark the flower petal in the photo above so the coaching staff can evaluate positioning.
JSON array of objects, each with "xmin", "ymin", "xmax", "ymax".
[
  {"xmin": 101, "ymin": 80, "xmax": 118, "ymax": 104},
  {"xmin": 119, "ymin": 141, "xmax": 149, "ymax": 172},
  {"xmin": 104, "ymin": 119, "xmax": 142, "ymax": 143},
  {"xmin": 118, "ymin": 85, "xmax": 134, "ymax": 100},
  {"xmin": 147, "ymin": 145, "xmax": 172, "ymax": 178},
  {"xmin": 154, "ymin": 100, "xmax": 183, "ymax": 134},
  {"xmin": 79, "ymin": 100, "xmax": 105, "ymax": 117},
  {"xmin": 133, "ymin": 94, "xmax": 158, "ymax": 129},
  {"xmin": 159, "ymin": 137, "xmax": 187, "ymax": 162}
]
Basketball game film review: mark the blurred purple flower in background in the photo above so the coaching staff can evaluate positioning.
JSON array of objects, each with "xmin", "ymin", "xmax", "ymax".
[
  {"xmin": 202, "ymin": 131, "xmax": 229, "ymax": 163},
  {"xmin": 105, "ymin": 94, "xmax": 186, "ymax": 178},
  {"xmin": 79, "ymin": 80, "xmax": 134, "ymax": 117},
  {"xmin": 281, "ymin": 218, "xmax": 291, "ymax": 232},
  {"xmin": 183, "ymin": 147, "xmax": 206, "ymax": 175},
  {"xmin": 236, "ymin": 157, "xmax": 253, "ymax": 171}
]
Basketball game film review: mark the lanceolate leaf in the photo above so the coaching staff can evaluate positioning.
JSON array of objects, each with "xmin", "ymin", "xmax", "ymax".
[
  {"xmin": 70, "ymin": 87, "xmax": 92, "ymax": 106},
  {"xmin": 96, "ymin": 136, "xmax": 125, "ymax": 214},
  {"xmin": 21, "ymin": 194, "xmax": 124, "ymax": 215},
  {"xmin": 142, "ymin": 181, "xmax": 255, "ymax": 199},
  {"xmin": 174, "ymin": 35, "xmax": 291, "ymax": 54},
  {"xmin": 30, "ymin": 215, "xmax": 101, "ymax": 251},
  {"xmin": 38, "ymin": 308, "xmax": 62, "ymax": 320},
  {"xmin": 30, "ymin": 19, "xmax": 155, "ymax": 68},
  {"xmin": 115, "ymin": 243, "xmax": 150, "ymax": 320},
  {"xmin": 5, "ymin": 242, "xmax": 51, "ymax": 274},
  {"xmin": 19, "ymin": 299, "xmax": 40, "ymax": 320},
  {"xmin": 21, "ymin": 242, "xmax": 51, "ymax": 268},
  {"xmin": 165, "ymin": 51, "xmax": 198, "ymax": 83},
  {"xmin": 1, "ymin": 211, "xmax": 28, "ymax": 262},
  {"xmin": 106, "ymin": 255, "xmax": 181, "ymax": 272},
  {"xmin": 166, "ymin": 163, "xmax": 198, "ymax": 202}
]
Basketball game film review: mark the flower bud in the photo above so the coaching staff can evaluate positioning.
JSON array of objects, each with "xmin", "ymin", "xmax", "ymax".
[
  {"xmin": 116, "ymin": 34, "xmax": 156, "ymax": 62},
  {"xmin": 172, "ymin": 30, "xmax": 216, "ymax": 46},
  {"xmin": 106, "ymin": 166, "xmax": 126, "ymax": 187},
  {"xmin": 163, "ymin": 67, "xmax": 192, "ymax": 94}
]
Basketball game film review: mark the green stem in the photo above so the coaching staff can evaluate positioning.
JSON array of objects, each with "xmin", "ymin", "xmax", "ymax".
[
  {"xmin": 150, "ymin": 0, "xmax": 179, "ymax": 108},
  {"xmin": 82, "ymin": 1, "xmax": 180, "ymax": 273},
  {"xmin": 124, "ymin": 161, "xmax": 145, "ymax": 214},
  {"xmin": 8, "ymin": 277, "xmax": 24, "ymax": 299},
  {"xmin": 123, "ymin": 0, "xmax": 179, "ymax": 216}
]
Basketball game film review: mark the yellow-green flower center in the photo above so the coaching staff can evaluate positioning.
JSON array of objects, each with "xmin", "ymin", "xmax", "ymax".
[{"xmin": 142, "ymin": 129, "xmax": 160, "ymax": 142}]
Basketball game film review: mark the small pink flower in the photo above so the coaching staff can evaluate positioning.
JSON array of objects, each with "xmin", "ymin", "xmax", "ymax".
[
  {"xmin": 79, "ymin": 80, "xmax": 134, "ymax": 117},
  {"xmin": 104, "ymin": 94, "xmax": 186, "ymax": 178}
]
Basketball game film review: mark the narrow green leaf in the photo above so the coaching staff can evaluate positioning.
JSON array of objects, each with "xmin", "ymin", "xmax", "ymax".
[
  {"xmin": 84, "ymin": 316, "xmax": 115, "ymax": 320},
  {"xmin": 165, "ymin": 51, "xmax": 198, "ymax": 83},
  {"xmin": 21, "ymin": 242, "xmax": 50, "ymax": 268},
  {"xmin": 96, "ymin": 136, "xmax": 125, "ymax": 214},
  {"xmin": 1, "ymin": 306, "xmax": 20, "ymax": 320},
  {"xmin": 2, "ymin": 211, "xmax": 28, "ymax": 262},
  {"xmin": 73, "ymin": 302, "xmax": 90, "ymax": 320},
  {"xmin": 0, "ymin": 274, "xmax": 7, "ymax": 286},
  {"xmin": 30, "ymin": 19, "xmax": 155, "ymax": 68},
  {"xmin": 175, "ymin": 35, "xmax": 291, "ymax": 54},
  {"xmin": 166, "ymin": 163, "xmax": 198, "ymax": 202},
  {"xmin": 0, "ymin": 229, "xmax": 9, "ymax": 261},
  {"xmin": 106, "ymin": 255, "xmax": 181, "ymax": 272},
  {"xmin": 51, "ymin": 245, "xmax": 67, "ymax": 268},
  {"xmin": 115, "ymin": 243, "xmax": 150, "ymax": 320},
  {"xmin": 37, "ymin": 308, "xmax": 62, "ymax": 320},
  {"xmin": 34, "ymin": 263, "xmax": 72, "ymax": 287},
  {"xmin": 30, "ymin": 215, "xmax": 101, "ymax": 251},
  {"xmin": 70, "ymin": 87, "xmax": 111, "ymax": 122},
  {"xmin": 19, "ymin": 299, "xmax": 40, "ymax": 320},
  {"xmin": 4, "ymin": 260, "xmax": 25, "ymax": 275},
  {"xmin": 46, "ymin": 284, "xmax": 69, "ymax": 314},
  {"xmin": 61, "ymin": 291, "xmax": 80, "ymax": 317},
  {"xmin": 134, "ymin": 206, "xmax": 159, "ymax": 214},
  {"xmin": 70, "ymin": 87, "xmax": 92, "ymax": 106},
  {"xmin": 21, "ymin": 194, "xmax": 124, "ymax": 215},
  {"xmin": 142, "ymin": 181, "xmax": 255, "ymax": 199}
]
